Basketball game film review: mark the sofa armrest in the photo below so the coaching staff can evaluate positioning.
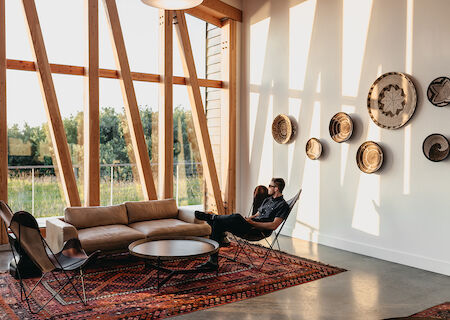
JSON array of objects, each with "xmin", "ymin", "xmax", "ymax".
[
  {"xmin": 177, "ymin": 207, "xmax": 205, "ymax": 224},
  {"xmin": 46, "ymin": 218, "xmax": 78, "ymax": 253}
]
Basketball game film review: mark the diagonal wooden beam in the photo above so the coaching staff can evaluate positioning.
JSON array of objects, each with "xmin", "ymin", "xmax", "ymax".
[
  {"xmin": 174, "ymin": 10, "xmax": 225, "ymax": 214},
  {"xmin": 21, "ymin": 0, "xmax": 81, "ymax": 207},
  {"xmin": 103, "ymin": 0, "xmax": 157, "ymax": 200},
  {"xmin": 185, "ymin": 7, "xmax": 222, "ymax": 27},
  {"xmin": 158, "ymin": 10, "xmax": 173, "ymax": 199},
  {"xmin": 0, "ymin": 0, "xmax": 7, "ymax": 244},
  {"xmin": 221, "ymin": 19, "xmax": 237, "ymax": 215},
  {"xmin": 84, "ymin": 0, "xmax": 100, "ymax": 206}
]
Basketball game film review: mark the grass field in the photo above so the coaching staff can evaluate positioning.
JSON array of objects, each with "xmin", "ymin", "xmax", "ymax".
[{"xmin": 7, "ymin": 174, "xmax": 203, "ymax": 218}]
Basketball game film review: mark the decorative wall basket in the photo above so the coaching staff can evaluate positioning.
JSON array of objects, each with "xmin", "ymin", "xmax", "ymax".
[
  {"xmin": 427, "ymin": 77, "xmax": 450, "ymax": 107},
  {"xmin": 306, "ymin": 138, "xmax": 322, "ymax": 160},
  {"xmin": 329, "ymin": 112, "xmax": 353, "ymax": 143},
  {"xmin": 367, "ymin": 72, "xmax": 417, "ymax": 129},
  {"xmin": 272, "ymin": 114, "xmax": 294, "ymax": 144},
  {"xmin": 356, "ymin": 141, "xmax": 383, "ymax": 174},
  {"xmin": 422, "ymin": 134, "xmax": 449, "ymax": 162}
]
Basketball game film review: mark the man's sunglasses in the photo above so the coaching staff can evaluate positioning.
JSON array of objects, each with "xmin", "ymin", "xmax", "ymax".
[{"xmin": 269, "ymin": 184, "xmax": 276, "ymax": 188}]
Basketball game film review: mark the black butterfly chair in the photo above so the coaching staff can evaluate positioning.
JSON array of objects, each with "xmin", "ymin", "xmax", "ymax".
[
  {"xmin": 2, "ymin": 205, "xmax": 99, "ymax": 314},
  {"xmin": 231, "ymin": 189, "xmax": 302, "ymax": 269}
]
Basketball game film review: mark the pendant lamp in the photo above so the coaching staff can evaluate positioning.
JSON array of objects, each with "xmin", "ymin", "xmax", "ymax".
[{"xmin": 141, "ymin": 0, "xmax": 203, "ymax": 10}]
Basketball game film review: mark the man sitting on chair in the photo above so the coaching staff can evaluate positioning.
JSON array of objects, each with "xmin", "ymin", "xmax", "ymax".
[{"xmin": 195, "ymin": 177, "xmax": 290, "ymax": 270}]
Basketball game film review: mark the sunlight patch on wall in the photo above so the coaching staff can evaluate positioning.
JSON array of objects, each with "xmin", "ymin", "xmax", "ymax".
[
  {"xmin": 288, "ymin": 98, "xmax": 302, "ymax": 178},
  {"xmin": 295, "ymin": 102, "xmax": 320, "ymax": 240},
  {"xmin": 340, "ymin": 105, "xmax": 355, "ymax": 186},
  {"xmin": 249, "ymin": 92, "xmax": 260, "ymax": 161},
  {"xmin": 250, "ymin": 17, "xmax": 271, "ymax": 86},
  {"xmin": 258, "ymin": 95, "xmax": 274, "ymax": 183},
  {"xmin": 352, "ymin": 120, "xmax": 381, "ymax": 236},
  {"xmin": 316, "ymin": 72, "xmax": 321, "ymax": 93},
  {"xmin": 405, "ymin": 0, "xmax": 414, "ymax": 74},
  {"xmin": 403, "ymin": 124, "xmax": 411, "ymax": 194},
  {"xmin": 342, "ymin": 0, "xmax": 373, "ymax": 97},
  {"xmin": 289, "ymin": 0, "xmax": 317, "ymax": 90}
]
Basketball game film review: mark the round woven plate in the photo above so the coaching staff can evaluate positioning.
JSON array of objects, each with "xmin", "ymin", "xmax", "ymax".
[
  {"xmin": 272, "ymin": 114, "xmax": 293, "ymax": 144},
  {"xmin": 329, "ymin": 112, "xmax": 353, "ymax": 143},
  {"xmin": 422, "ymin": 134, "xmax": 449, "ymax": 162},
  {"xmin": 306, "ymin": 138, "xmax": 322, "ymax": 160},
  {"xmin": 427, "ymin": 77, "xmax": 450, "ymax": 107},
  {"xmin": 356, "ymin": 141, "xmax": 383, "ymax": 174},
  {"xmin": 367, "ymin": 72, "xmax": 417, "ymax": 129}
]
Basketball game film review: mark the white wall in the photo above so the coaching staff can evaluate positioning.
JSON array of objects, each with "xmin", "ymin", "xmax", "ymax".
[{"xmin": 238, "ymin": 0, "xmax": 450, "ymax": 275}]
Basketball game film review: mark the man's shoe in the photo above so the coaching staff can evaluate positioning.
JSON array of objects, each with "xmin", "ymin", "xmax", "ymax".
[
  {"xmin": 195, "ymin": 210, "xmax": 214, "ymax": 222},
  {"xmin": 196, "ymin": 260, "xmax": 218, "ymax": 271}
]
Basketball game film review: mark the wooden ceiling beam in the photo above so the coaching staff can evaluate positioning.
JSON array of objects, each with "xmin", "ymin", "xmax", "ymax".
[
  {"xmin": 174, "ymin": 10, "xmax": 225, "ymax": 214},
  {"xmin": 21, "ymin": 0, "xmax": 81, "ymax": 207},
  {"xmin": 186, "ymin": 0, "xmax": 242, "ymax": 25},
  {"xmin": 103, "ymin": 0, "xmax": 157, "ymax": 200}
]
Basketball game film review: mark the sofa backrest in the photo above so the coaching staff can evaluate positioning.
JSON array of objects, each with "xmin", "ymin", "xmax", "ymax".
[
  {"xmin": 64, "ymin": 204, "xmax": 128, "ymax": 229},
  {"xmin": 125, "ymin": 199, "xmax": 178, "ymax": 223}
]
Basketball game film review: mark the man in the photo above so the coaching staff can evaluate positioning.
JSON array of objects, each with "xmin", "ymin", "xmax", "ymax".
[{"xmin": 195, "ymin": 177, "xmax": 290, "ymax": 270}]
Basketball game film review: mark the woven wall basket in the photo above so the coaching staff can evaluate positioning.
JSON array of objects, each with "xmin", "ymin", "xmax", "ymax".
[
  {"xmin": 367, "ymin": 72, "xmax": 417, "ymax": 129},
  {"xmin": 329, "ymin": 112, "xmax": 353, "ymax": 143},
  {"xmin": 427, "ymin": 77, "xmax": 450, "ymax": 107},
  {"xmin": 272, "ymin": 114, "xmax": 293, "ymax": 144},
  {"xmin": 306, "ymin": 138, "xmax": 322, "ymax": 160},
  {"xmin": 356, "ymin": 141, "xmax": 383, "ymax": 174},
  {"xmin": 422, "ymin": 134, "xmax": 449, "ymax": 162}
]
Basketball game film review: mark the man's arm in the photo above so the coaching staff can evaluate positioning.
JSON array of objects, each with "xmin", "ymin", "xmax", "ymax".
[
  {"xmin": 245, "ymin": 217, "xmax": 283, "ymax": 230},
  {"xmin": 248, "ymin": 212, "xmax": 260, "ymax": 219}
]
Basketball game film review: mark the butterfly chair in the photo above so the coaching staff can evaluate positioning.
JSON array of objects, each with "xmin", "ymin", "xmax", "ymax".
[
  {"xmin": 0, "ymin": 201, "xmax": 42, "ymax": 279},
  {"xmin": 6, "ymin": 209, "xmax": 99, "ymax": 314},
  {"xmin": 231, "ymin": 189, "xmax": 302, "ymax": 269}
]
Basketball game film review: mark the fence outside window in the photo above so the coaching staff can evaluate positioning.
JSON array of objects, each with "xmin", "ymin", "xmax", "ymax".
[{"xmin": 7, "ymin": 162, "xmax": 203, "ymax": 217}]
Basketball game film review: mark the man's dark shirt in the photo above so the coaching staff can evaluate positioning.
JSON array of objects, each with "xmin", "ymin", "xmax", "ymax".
[{"xmin": 251, "ymin": 195, "xmax": 289, "ymax": 222}]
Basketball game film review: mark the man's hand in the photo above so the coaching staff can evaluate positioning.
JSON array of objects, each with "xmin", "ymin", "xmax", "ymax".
[{"xmin": 245, "ymin": 217, "xmax": 283, "ymax": 231}]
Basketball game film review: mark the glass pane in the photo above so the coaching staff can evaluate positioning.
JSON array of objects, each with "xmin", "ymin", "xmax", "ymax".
[
  {"xmin": 173, "ymin": 85, "xmax": 204, "ymax": 207},
  {"xmin": 173, "ymin": 15, "xmax": 206, "ymax": 78}
]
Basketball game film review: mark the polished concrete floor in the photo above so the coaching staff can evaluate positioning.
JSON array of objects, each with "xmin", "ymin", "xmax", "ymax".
[{"xmin": 1, "ymin": 237, "xmax": 449, "ymax": 320}]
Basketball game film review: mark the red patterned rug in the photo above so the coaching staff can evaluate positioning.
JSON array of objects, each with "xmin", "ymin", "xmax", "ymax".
[
  {"xmin": 385, "ymin": 302, "xmax": 450, "ymax": 320},
  {"xmin": 0, "ymin": 242, "xmax": 345, "ymax": 319}
]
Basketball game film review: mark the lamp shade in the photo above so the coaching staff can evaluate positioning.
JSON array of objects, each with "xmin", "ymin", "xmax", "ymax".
[{"xmin": 141, "ymin": 0, "xmax": 203, "ymax": 10}]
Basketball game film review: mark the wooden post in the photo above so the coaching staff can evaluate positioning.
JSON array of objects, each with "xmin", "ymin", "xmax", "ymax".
[
  {"xmin": 21, "ymin": 0, "xmax": 81, "ymax": 207},
  {"xmin": 221, "ymin": 19, "xmax": 236, "ymax": 215},
  {"xmin": 158, "ymin": 10, "xmax": 174, "ymax": 199},
  {"xmin": 84, "ymin": 0, "xmax": 100, "ymax": 206},
  {"xmin": 174, "ymin": 10, "xmax": 225, "ymax": 214},
  {"xmin": 103, "ymin": 0, "xmax": 157, "ymax": 200},
  {"xmin": 0, "ymin": 0, "xmax": 7, "ymax": 244}
]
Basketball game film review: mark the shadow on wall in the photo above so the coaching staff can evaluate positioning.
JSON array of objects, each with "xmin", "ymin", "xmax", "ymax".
[{"xmin": 239, "ymin": 0, "xmax": 450, "ymax": 273}]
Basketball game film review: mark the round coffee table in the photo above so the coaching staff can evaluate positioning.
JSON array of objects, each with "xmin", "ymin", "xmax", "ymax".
[{"xmin": 129, "ymin": 236, "xmax": 219, "ymax": 290}]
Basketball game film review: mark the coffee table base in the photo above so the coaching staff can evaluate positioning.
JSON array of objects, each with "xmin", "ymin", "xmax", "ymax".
[{"xmin": 148, "ymin": 257, "xmax": 218, "ymax": 290}]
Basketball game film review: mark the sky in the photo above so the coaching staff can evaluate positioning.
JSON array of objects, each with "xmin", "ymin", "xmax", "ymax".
[{"xmin": 5, "ymin": 0, "xmax": 206, "ymax": 127}]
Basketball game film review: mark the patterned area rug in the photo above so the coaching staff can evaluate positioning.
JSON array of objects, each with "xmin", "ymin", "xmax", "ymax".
[
  {"xmin": 385, "ymin": 302, "xmax": 450, "ymax": 320},
  {"xmin": 0, "ymin": 242, "xmax": 345, "ymax": 319},
  {"xmin": 409, "ymin": 302, "xmax": 450, "ymax": 319}
]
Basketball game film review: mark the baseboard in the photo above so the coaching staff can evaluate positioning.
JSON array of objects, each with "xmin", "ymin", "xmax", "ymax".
[{"xmin": 282, "ymin": 226, "xmax": 450, "ymax": 276}]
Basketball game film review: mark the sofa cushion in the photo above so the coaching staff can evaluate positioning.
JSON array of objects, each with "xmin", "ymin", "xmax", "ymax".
[
  {"xmin": 129, "ymin": 218, "xmax": 211, "ymax": 239},
  {"xmin": 65, "ymin": 204, "xmax": 128, "ymax": 229},
  {"xmin": 125, "ymin": 199, "xmax": 178, "ymax": 224},
  {"xmin": 77, "ymin": 224, "xmax": 145, "ymax": 254}
]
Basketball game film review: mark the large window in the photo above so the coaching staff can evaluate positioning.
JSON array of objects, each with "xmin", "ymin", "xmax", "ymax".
[{"xmin": 5, "ymin": 1, "xmax": 210, "ymax": 216}]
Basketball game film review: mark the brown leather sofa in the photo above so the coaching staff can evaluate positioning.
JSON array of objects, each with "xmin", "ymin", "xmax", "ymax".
[{"xmin": 46, "ymin": 199, "xmax": 211, "ymax": 254}]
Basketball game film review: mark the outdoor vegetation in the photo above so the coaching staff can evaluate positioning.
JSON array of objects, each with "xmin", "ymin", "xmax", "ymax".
[{"xmin": 8, "ymin": 106, "xmax": 204, "ymax": 217}]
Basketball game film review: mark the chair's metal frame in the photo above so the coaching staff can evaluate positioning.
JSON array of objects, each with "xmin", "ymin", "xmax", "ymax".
[
  {"xmin": 231, "ymin": 189, "xmax": 302, "ymax": 269},
  {"xmin": 0, "ymin": 203, "xmax": 98, "ymax": 314}
]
